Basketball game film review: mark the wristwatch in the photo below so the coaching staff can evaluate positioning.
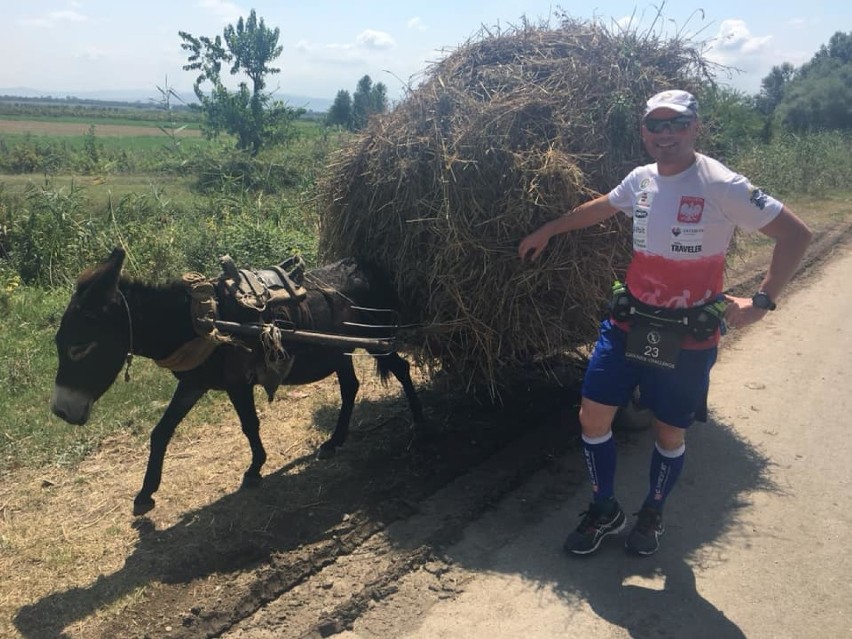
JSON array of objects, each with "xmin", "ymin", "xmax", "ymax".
[{"xmin": 752, "ymin": 291, "xmax": 776, "ymax": 311}]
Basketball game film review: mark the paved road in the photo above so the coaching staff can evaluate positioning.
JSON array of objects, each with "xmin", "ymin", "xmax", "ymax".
[{"xmin": 335, "ymin": 242, "xmax": 852, "ymax": 639}]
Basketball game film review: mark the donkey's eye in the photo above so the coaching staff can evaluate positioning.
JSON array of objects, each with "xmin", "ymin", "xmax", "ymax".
[{"xmin": 68, "ymin": 342, "xmax": 97, "ymax": 361}]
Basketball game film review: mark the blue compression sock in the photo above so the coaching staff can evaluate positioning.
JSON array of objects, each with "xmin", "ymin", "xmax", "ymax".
[
  {"xmin": 582, "ymin": 431, "xmax": 617, "ymax": 504},
  {"xmin": 644, "ymin": 442, "xmax": 686, "ymax": 510}
]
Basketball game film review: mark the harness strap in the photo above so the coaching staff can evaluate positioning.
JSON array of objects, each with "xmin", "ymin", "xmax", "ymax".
[
  {"xmin": 182, "ymin": 272, "xmax": 234, "ymax": 346},
  {"xmin": 154, "ymin": 337, "xmax": 218, "ymax": 372},
  {"xmin": 153, "ymin": 273, "xmax": 235, "ymax": 373}
]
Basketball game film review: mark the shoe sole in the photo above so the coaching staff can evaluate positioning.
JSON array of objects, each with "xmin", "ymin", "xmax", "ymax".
[{"xmin": 566, "ymin": 516, "xmax": 627, "ymax": 556}]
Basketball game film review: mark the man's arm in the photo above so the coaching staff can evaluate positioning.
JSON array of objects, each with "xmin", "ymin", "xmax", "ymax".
[
  {"xmin": 518, "ymin": 195, "xmax": 619, "ymax": 262},
  {"xmin": 725, "ymin": 206, "xmax": 813, "ymax": 327}
]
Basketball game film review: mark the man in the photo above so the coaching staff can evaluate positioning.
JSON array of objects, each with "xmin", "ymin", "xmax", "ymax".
[{"xmin": 518, "ymin": 89, "xmax": 812, "ymax": 556}]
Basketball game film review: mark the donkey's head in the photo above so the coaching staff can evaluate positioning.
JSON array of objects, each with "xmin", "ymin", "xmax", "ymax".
[{"xmin": 51, "ymin": 248, "xmax": 132, "ymax": 425}]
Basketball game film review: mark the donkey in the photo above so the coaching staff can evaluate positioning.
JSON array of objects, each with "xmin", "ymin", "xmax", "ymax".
[{"xmin": 51, "ymin": 248, "xmax": 424, "ymax": 515}]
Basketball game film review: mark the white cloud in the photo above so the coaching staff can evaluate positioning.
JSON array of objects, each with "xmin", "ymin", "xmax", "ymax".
[
  {"xmin": 197, "ymin": 0, "xmax": 244, "ymax": 24},
  {"xmin": 704, "ymin": 19, "xmax": 784, "ymax": 92},
  {"xmin": 408, "ymin": 17, "xmax": 428, "ymax": 32},
  {"xmin": 356, "ymin": 29, "xmax": 395, "ymax": 50},
  {"xmin": 292, "ymin": 40, "xmax": 363, "ymax": 67},
  {"xmin": 18, "ymin": 9, "xmax": 88, "ymax": 28},
  {"xmin": 709, "ymin": 19, "xmax": 773, "ymax": 62}
]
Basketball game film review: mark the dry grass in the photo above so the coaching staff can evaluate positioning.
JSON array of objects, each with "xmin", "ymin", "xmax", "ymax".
[
  {"xmin": 316, "ymin": 19, "xmax": 715, "ymax": 395},
  {"xmin": 0, "ymin": 355, "xmax": 416, "ymax": 639},
  {"xmin": 0, "ymin": 119, "xmax": 202, "ymax": 137}
]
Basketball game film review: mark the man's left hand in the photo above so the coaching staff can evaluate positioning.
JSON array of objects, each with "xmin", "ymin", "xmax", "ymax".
[{"xmin": 723, "ymin": 295, "xmax": 769, "ymax": 329}]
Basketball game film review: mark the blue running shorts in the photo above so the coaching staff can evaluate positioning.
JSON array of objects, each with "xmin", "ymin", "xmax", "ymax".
[{"xmin": 582, "ymin": 319, "xmax": 718, "ymax": 428}]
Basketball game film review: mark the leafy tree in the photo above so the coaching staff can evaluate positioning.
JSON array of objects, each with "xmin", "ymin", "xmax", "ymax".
[
  {"xmin": 802, "ymin": 31, "xmax": 852, "ymax": 73},
  {"xmin": 351, "ymin": 75, "xmax": 375, "ymax": 131},
  {"xmin": 332, "ymin": 75, "xmax": 389, "ymax": 131},
  {"xmin": 698, "ymin": 86, "xmax": 765, "ymax": 160},
  {"xmin": 774, "ymin": 66, "xmax": 852, "ymax": 132},
  {"xmin": 179, "ymin": 9, "xmax": 303, "ymax": 155},
  {"xmin": 371, "ymin": 82, "xmax": 388, "ymax": 114},
  {"xmin": 756, "ymin": 62, "xmax": 795, "ymax": 116},
  {"xmin": 327, "ymin": 90, "xmax": 353, "ymax": 128},
  {"xmin": 767, "ymin": 31, "xmax": 852, "ymax": 132}
]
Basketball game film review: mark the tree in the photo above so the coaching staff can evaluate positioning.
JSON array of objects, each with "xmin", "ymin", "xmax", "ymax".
[
  {"xmin": 330, "ymin": 75, "xmax": 389, "ymax": 131},
  {"xmin": 327, "ymin": 90, "xmax": 353, "ymax": 128},
  {"xmin": 698, "ymin": 86, "xmax": 765, "ymax": 159},
  {"xmin": 179, "ymin": 9, "xmax": 302, "ymax": 155},
  {"xmin": 351, "ymin": 75, "xmax": 374, "ymax": 131},
  {"xmin": 775, "ymin": 67, "xmax": 852, "ymax": 132},
  {"xmin": 766, "ymin": 31, "xmax": 852, "ymax": 132},
  {"xmin": 803, "ymin": 31, "xmax": 852, "ymax": 74},
  {"xmin": 371, "ymin": 82, "xmax": 388, "ymax": 114},
  {"xmin": 756, "ymin": 62, "xmax": 795, "ymax": 116}
]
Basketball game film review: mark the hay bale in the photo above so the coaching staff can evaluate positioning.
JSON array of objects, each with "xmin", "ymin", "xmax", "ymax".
[{"xmin": 316, "ymin": 18, "xmax": 712, "ymax": 394}]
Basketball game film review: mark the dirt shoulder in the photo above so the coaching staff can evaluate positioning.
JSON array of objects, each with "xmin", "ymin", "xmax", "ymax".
[{"xmin": 0, "ymin": 118, "xmax": 201, "ymax": 137}]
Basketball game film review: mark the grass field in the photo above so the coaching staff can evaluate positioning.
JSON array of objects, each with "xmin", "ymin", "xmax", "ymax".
[{"xmin": 2, "ymin": 106, "xmax": 852, "ymax": 478}]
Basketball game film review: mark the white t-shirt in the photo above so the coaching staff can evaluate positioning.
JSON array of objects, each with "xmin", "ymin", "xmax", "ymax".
[{"xmin": 608, "ymin": 153, "xmax": 783, "ymax": 310}]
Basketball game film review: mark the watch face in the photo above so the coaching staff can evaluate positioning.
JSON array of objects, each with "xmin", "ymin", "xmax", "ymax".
[{"xmin": 752, "ymin": 292, "xmax": 775, "ymax": 310}]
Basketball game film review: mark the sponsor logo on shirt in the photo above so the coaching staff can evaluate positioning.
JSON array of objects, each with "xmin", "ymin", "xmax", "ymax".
[
  {"xmin": 671, "ymin": 226, "xmax": 704, "ymax": 238},
  {"xmin": 677, "ymin": 196, "xmax": 705, "ymax": 223},
  {"xmin": 749, "ymin": 187, "xmax": 769, "ymax": 210},
  {"xmin": 671, "ymin": 241, "xmax": 703, "ymax": 254}
]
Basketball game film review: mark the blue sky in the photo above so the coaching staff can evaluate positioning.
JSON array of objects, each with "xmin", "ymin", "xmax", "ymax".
[{"xmin": 0, "ymin": 0, "xmax": 848, "ymax": 106}]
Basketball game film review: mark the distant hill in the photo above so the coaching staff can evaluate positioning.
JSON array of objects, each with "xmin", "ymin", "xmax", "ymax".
[{"xmin": 0, "ymin": 87, "xmax": 333, "ymax": 113}]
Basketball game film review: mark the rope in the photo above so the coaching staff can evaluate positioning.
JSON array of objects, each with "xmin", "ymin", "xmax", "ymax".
[{"xmin": 117, "ymin": 289, "xmax": 134, "ymax": 382}]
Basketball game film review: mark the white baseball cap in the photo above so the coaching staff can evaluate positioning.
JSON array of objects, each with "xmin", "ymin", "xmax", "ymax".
[{"xmin": 644, "ymin": 90, "xmax": 699, "ymax": 117}]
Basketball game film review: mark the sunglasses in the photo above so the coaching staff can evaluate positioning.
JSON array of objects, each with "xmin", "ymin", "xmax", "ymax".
[{"xmin": 643, "ymin": 115, "xmax": 695, "ymax": 133}]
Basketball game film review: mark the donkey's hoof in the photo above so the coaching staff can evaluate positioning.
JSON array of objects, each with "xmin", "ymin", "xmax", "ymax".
[
  {"xmin": 316, "ymin": 443, "xmax": 337, "ymax": 460},
  {"xmin": 241, "ymin": 473, "xmax": 263, "ymax": 490},
  {"xmin": 133, "ymin": 497, "xmax": 155, "ymax": 516}
]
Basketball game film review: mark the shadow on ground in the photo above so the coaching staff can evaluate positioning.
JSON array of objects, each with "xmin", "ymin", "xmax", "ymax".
[
  {"xmin": 12, "ymin": 373, "xmax": 577, "ymax": 639},
  {"xmin": 436, "ymin": 409, "xmax": 774, "ymax": 639}
]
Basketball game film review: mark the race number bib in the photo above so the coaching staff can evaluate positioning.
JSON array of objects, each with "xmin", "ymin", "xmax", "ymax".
[{"xmin": 625, "ymin": 323, "xmax": 682, "ymax": 369}]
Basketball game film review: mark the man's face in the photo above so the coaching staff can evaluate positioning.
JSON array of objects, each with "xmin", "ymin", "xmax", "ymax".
[{"xmin": 641, "ymin": 107, "xmax": 699, "ymax": 170}]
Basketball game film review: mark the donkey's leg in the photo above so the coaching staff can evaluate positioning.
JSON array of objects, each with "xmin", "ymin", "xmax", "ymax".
[
  {"xmin": 134, "ymin": 381, "xmax": 206, "ymax": 516},
  {"xmin": 317, "ymin": 357, "xmax": 359, "ymax": 459},
  {"xmin": 378, "ymin": 353, "xmax": 424, "ymax": 423},
  {"xmin": 226, "ymin": 384, "xmax": 266, "ymax": 489}
]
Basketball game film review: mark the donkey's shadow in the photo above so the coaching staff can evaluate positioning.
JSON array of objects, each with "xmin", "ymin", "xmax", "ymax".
[{"xmin": 14, "ymin": 380, "xmax": 555, "ymax": 638}]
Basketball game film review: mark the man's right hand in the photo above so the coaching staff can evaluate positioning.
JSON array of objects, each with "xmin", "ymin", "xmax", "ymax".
[{"xmin": 518, "ymin": 230, "xmax": 549, "ymax": 262}]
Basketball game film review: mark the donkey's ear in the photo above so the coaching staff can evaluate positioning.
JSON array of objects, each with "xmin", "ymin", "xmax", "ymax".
[{"xmin": 77, "ymin": 248, "xmax": 126, "ymax": 304}]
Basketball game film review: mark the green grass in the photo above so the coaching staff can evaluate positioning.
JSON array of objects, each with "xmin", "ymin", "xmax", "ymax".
[
  {"xmin": 731, "ymin": 131, "xmax": 852, "ymax": 197},
  {"xmin": 0, "ymin": 285, "xmax": 224, "ymax": 473},
  {"xmin": 0, "ymin": 131, "xmax": 208, "ymax": 152}
]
